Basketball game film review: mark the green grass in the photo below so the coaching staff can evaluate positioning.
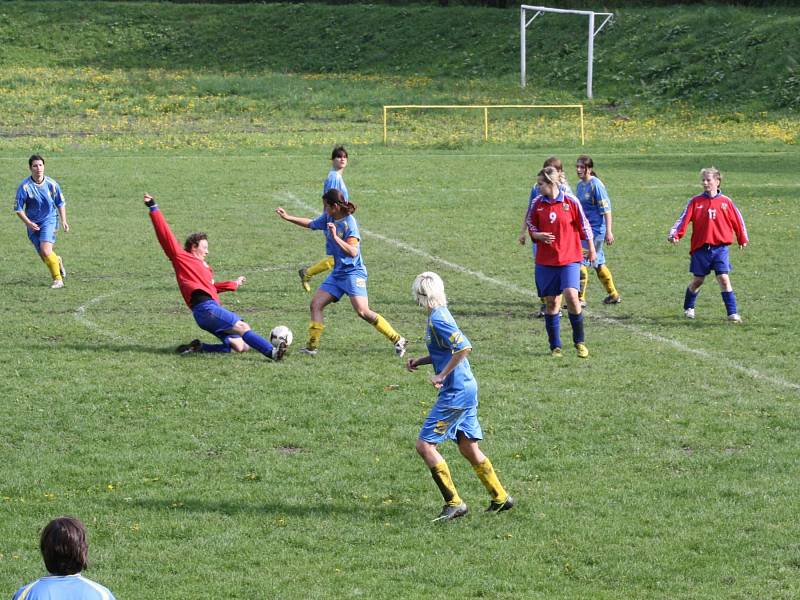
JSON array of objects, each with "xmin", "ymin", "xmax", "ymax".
[{"xmin": 1, "ymin": 145, "xmax": 799, "ymax": 599}]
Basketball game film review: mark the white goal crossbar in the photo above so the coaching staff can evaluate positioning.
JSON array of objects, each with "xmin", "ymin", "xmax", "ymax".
[{"xmin": 520, "ymin": 5, "xmax": 613, "ymax": 99}]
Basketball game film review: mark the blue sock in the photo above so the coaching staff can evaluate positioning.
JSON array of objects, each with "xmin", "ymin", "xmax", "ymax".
[
  {"xmin": 568, "ymin": 312, "xmax": 585, "ymax": 345},
  {"xmin": 544, "ymin": 313, "xmax": 562, "ymax": 350},
  {"xmin": 684, "ymin": 288, "xmax": 699, "ymax": 310},
  {"xmin": 242, "ymin": 330, "xmax": 275, "ymax": 358},
  {"xmin": 721, "ymin": 290, "xmax": 738, "ymax": 315},
  {"xmin": 201, "ymin": 337, "xmax": 232, "ymax": 353}
]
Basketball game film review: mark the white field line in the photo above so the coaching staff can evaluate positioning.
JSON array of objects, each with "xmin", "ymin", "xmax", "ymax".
[
  {"xmin": 74, "ymin": 293, "xmax": 137, "ymax": 343},
  {"xmin": 282, "ymin": 191, "xmax": 800, "ymax": 393}
]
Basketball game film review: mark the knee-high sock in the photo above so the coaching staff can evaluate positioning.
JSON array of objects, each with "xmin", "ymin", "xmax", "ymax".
[
  {"xmin": 306, "ymin": 256, "xmax": 334, "ymax": 278},
  {"xmin": 579, "ymin": 264, "xmax": 589, "ymax": 301},
  {"xmin": 43, "ymin": 252, "xmax": 62, "ymax": 280},
  {"xmin": 721, "ymin": 290, "xmax": 738, "ymax": 315},
  {"xmin": 596, "ymin": 264, "xmax": 618, "ymax": 297},
  {"xmin": 242, "ymin": 330, "xmax": 275, "ymax": 358},
  {"xmin": 568, "ymin": 311, "xmax": 585, "ymax": 345},
  {"xmin": 306, "ymin": 321, "xmax": 325, "ymax": 350},
  {"xmin": 472, "ymin": 457, "xmax": 508, "ymax": 503},
  {"xmin": 431, "ymin": 460, "xmax": 462, "ymax": 506},
  {"xmin": 545, "ymin": 313, "xmax": 562, "ymax": 350},
  {"xmin": 372, "ymin": 313, "xmax": 401, "ymax": 344},
  {"xmin": 684, "ymin": 288, "xmax": 699, "ymax": 310}
]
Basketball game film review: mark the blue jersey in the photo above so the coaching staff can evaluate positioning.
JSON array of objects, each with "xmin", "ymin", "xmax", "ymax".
[
  {"xmin": 309, "ymin": 213, "xmax": 365, "ymax": 274},
  {"xmin": 323, "ymin": 169, "xmax": 349, "ymax": 201},
  {"xmin": 576, "ymin": 176, "xmax": 610, "ymax": 236},
  {"xmin": 426, "ymin": 306, "xmax": 476, "ymax": 409},
  {"xmin": 13, "ymin": 574, "xmax": 115, "ymax": 600},
  {"xmin": 15, "ymin": 176, "xmax": 65, "ymax": 224}
]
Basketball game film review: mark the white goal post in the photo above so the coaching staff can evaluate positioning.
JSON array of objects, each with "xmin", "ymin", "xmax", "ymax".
[{"xmin": 520, "ymin": 5, "xmax": 613, "ymax": 99}]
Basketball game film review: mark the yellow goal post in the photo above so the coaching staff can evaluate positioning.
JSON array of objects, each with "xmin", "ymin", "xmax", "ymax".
[{"xmin": 382, "ymin": 104, "xmax": 585, "ymax": 145}]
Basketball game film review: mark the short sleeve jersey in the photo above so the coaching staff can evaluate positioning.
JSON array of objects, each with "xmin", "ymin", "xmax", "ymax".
[
  {"xmin": 13, "ymin": 574, "xmax": 115, "ymax": 600},
  {"xmin": 15, "ymin": 176, "xmax": 65, "ymax": 224},
  {"xmin": 308, "ymin": 213, "xmax": 365, "ymax": 274},
  {"xmin": 576, "ymin": 176, "xmax": 610, "ymax": 236},
  {"xmin": 426, "ymin": 306, "xmax": 476, "ymax": 408},
  {"xmin": 323, "ymin": 169, "xmax": 349, "ymax": 201}
]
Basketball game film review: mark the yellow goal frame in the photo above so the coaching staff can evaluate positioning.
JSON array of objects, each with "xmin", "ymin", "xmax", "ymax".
[{"xmin": 382, "ymin": 104, "xmax": 585, "ymax": 145}]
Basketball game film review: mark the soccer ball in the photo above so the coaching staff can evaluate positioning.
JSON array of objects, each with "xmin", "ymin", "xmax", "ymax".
[{"xmin": 270, "ymin": 325, "xmax": 293, "ymax": 347}]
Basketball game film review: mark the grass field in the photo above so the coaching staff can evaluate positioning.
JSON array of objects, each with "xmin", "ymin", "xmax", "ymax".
[{"xmin": 1, "ymin": 143, "xmax": 799, "ymax": 599}]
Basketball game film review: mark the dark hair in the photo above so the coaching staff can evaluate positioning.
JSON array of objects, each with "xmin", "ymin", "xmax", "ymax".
[
  {"xmin": 184, "ymin": 232, "xmax": 208, "ymax": 252},
  {"xmin": 40, "ymin": 517, "xmax": 89, "ymax": 576},
  {"xmin": 543, "ymin": 156, "xmax": 563, "ymax": 171},
  {"xmin": 28, "ymin": 154, "xmax": 45, "ymax": 168},
  {"xmin": 577, "ymin": 155, "xmax": 598, "ymax": 177},
  {"xmin": 331, "ymin": 145, "xmax": 348, "ymax": 160},
  {"xmin": 322, "ymin": 188, "xmax": 356, "ymax": 214}
]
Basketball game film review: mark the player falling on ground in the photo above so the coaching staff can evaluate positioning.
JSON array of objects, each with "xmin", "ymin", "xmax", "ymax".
[
  {"xmin": 519, "ymin": 156, "xmax": 574, "ymax": 317},
  {"xmin": 298, "ymin": 145, "xmax": 349, "ymax": 292},
  {"xmin": 575, "ymin": 155, "xmax": 621, "ymax": 306},
  {"xmin": 142, "ymin": 193, "xmax": 286, "ymax": 360},
  {"xmin": 668, "ymin": 167, "xmax": 748, "ymax": 322},
  {"xmin": 14, "ymin": 154, "xmax": 70, "ymax": 289},
  {"xmin": 406, "ymin": 271, "xmax": 514, "ymax": 522},
  {"xmin": 526, "ymin": 166, "xmax": 595, "ymax": 358},
  {"xmin": 276, "ymin": 188, "xmax": 407, "ymax": 357}
]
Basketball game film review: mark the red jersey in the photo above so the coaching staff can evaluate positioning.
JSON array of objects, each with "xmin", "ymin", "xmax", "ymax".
[
  {"xmin": 526, "ymin": 191, "xmax": 593, "ymax": 266},
  {"xmin": 149, "ymin": 207, "xmax": 239, "ymax": 308},
  {"xmin": 670, "ymin": 193, "xmax": 749, "ymax": 255}
]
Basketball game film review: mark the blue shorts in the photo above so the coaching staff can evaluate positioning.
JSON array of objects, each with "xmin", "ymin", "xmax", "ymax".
[
  {"xmin": 191, "ymin": 299, "xmax": 242, "ymax": 341},
  {"xmin": 319, "ymin": 271, "xmax": 368, "ymax": 300},
  {"xmin": 582, "ymin": 237, "xmax": 606, "ymax": 267},
  {"xmin": 690, "ymin": 245, "xmax": 731, "ymax": 277},
  {"xmin": 27, "ymin": 219, "xmax": 57, "ymax": 251},
  {"xmin": 535, "ymin": 262, "xmax": 581, "ymax": 297},
  {"xmin": 419, "ymin": 402, "xmax": 483, "ymax": 445}
]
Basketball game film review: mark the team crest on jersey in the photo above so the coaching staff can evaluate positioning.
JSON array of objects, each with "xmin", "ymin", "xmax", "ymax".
[
  {"xmin": 562, "ymin": 203, "xmax": 570, "ymax": 211},
  {"xmin": 721, "ymin": 202, "xmax": 728, "ymax": 210}
]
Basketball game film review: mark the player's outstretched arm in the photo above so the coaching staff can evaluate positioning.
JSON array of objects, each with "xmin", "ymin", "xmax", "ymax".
[
  {"xmin": 275, "ymin": 207, "xmax": 312, "ymax": 228},
  {"xmin": 406, "ymin": 355, "xmax": 432, "ymax": 372}
]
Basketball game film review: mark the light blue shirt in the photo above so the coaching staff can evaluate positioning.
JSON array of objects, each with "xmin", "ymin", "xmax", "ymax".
[
  {"xmin": 15, "ymin": 176, "xmax": 65, "ymax": 224},
  {"xmin": 308, "ymin": 213, "xmax": 365, "ymax": 274},
  {"xmin": 13, "ymin": 574, "xmax": 115, "ymax": 600},
  {"xmin": 576, "ymin": 176, "xmax": 611, "ymax": 236},
  {"xmin": 323, "ymin": 169, "xmax": 349, "ymax": 201},
  {"xmin": 426, "ymin": 306, "xmax": 476, "ymax": 408}
]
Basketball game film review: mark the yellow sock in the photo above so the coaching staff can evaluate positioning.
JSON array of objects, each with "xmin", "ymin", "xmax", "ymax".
[
  {"xmin": 579, "ymin": 265, "xmax": 589, "ymax": 301},
  {"xmin": 596, "ymin": 265, "xmax": 618, "ymax": 297},
  {"xmin": 43, "ymin": 253, "xmax": 62, "ymax": 280},
  {"xmin": 306, "ymin": 321, "xmax": 325, "ymax": 350},
  {"xmin": 472, "ymin": 457, "xmax": 508, "ymax": 503},
  {"xmin": 372, "ymin": 313, "xmax": 400, "ymax": 344},
  {"xmin": 431, "ymin": 460, "xmax": 462, "ymax": 506},
  {"xmin": 306, "ymin": 256, "xmax": 334, "ymax": 278}
]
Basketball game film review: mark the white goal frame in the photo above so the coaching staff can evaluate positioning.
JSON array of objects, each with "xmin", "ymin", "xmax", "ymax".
[{"xmin": 520, "ymin": 5, "xmax": 613, "ymax": 99}]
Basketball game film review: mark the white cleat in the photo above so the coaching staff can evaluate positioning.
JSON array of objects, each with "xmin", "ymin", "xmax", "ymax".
[
  {"xmin": 51, "ymin": 279, "xmax": 64, "ymax": 289},
  {"xmin": 298, "ymin": 347, "xmax": 318, "ymax": 356},
  {"xmin": 394, "ymin": 337, "xmax": 408, "ymax": 358},
  {"xmin": 684, "ymin": 308, "xmax": 695, "ymax": 319},
  {"xmin": 728, "ymin": 313, "xmax": 742, "ymax": 323}
]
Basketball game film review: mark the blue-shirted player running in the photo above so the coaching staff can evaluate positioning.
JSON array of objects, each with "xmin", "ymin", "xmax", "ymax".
[
  {"xmin": 276, "ymin": 188, "xmax": 407, "ymax": 357},
  {"xmin": 406, "ymin": 271, "xmax": 514, "ymax": 522},
  {"xmin": 14, "ymin": 155, "xmax": 70, "ymax": 289},
  {"xmin": 575, "ymin": 155, "xmax": 621, "ymax": 306}
]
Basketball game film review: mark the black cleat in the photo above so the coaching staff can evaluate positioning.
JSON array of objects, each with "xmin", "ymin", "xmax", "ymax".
[
  {"xmin": 177, "ymin": 339, "xmax": 201, "ymax": 355},
  {"xmin": 432, "ymin": 502, "xmax": 468, "ymax": 523},
  {"xmin": 271, "ymin": 340, "xmax": 287, "ymax": 361},
  {"xmin": 486, "ymin": 495, "xmax": 515, "ymax": 514}
]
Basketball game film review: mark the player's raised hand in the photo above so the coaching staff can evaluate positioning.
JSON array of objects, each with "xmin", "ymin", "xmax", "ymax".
[{"xmin": 275, "ymin": 207, "xmax": 287, "ymax": 218}]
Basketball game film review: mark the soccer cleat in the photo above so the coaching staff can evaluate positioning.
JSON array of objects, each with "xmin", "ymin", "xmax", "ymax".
[
  {"xmin": 394, "ymin": 337, "xmax": 408, "ymax": 358},
  {"xmin": 536, "ymin": 304, "xmax": 546, "ymax": 318},
  {"xmin": 580, "ymin": 298, "xmax": 587, "ymax": 308},
  {"xmin": 486, "ymin": 495, "xmax": 515, "ymax": 514},
  {"xmin": 551, "ymin": 347, "xmax": 563, "ymax": 358},
  {"xmin": 432, "ymin": 502, "xmax": 468, "ymax": 523},
  {"xmin": 602, "ymin": 294, "xmax": 621, "ymax": 305},
  {"xmin": 176, "ymin": 339, "xmax": 201, "ymax": 355},
  {"xmin": 50, "ymin": 279, "xmax": 64, "ymax": 289},
  {"xmin": 298, "ymin": 268, "xmax": 311, "ymax": 293},
  {"xmin": 728, "ymin": 313, "xmax": 742, "ymax": 323},
  {"xmin": 575, "ymin": 343, "xmax": 589, "ymax": 358},
  {"xmin": 58, "ymin": 256, "xmax": 66, "ymax": 280},
  {"xmin": 271, "ymin": 340, "xmax": 288, "ymax": 361},
  {"xmin": 298, "ymin": 347, "xmax": 318, "ymax": 356},
  {"xmin": 684, "ymin": 308, "xmax": 695, "ymax": 319}
]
